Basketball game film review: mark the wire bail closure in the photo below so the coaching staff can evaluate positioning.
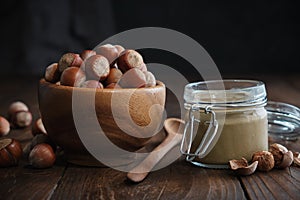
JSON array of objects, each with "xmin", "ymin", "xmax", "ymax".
[{"xmin": 180, "ymin": 104, "xmax": 219, "ymax": 162}]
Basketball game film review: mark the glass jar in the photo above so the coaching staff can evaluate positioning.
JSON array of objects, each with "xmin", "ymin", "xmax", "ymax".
[{"xmin": 180, "ymin": 80, "xmax": 268, "ymax": 168}]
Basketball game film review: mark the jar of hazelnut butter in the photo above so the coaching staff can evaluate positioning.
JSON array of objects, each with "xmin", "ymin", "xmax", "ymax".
[{"xmin": 180, "ymin": 80, "xmax": 268, "ymax": 168}]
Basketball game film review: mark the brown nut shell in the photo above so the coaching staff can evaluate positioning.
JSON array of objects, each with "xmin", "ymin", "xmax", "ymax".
[
  {"xmin": 29, "ymin": 143, "xmax": 56, "ymax": 169},
  {"xmin": 84, "ymin": 55, "xmax": 110, "ymax": 81},
  {"xmin": 80, "ymin": 50, "xmax": 96, "ymax": 61},
  {"xmin": 118, "ymin": 68, "xmax": 146, "ymax": 88},
  {"xmin": 0, "ymin": 116, "xmax": 10, "ymax": 136},
  {"xmin": 32, "ymin": 118, "xmax": 47, "ymax": 136},
  {"xmin": 117, "ymin": 49, "xmax": 144, "ymax": 73},
  {"xmin": 60, "ymin": 66, "xmax": 86, "ymax": 87},
  {"xmin": 105, "ymin": 68, "xmax": 123, "ymax": 85},
  {"xmin": 252, "ymin": 151, "xmax": 275, "ymax": 172},
  {"xmin": 269, "ymin": 143, "xmax": 288, "ymax": 166},
  {"xmin": 229, "ymin": 157, "xmax": 258, "ymax": 176},
  {"xmin": 0, "ymin": 138, "xmax": 22, "ymax": 167},
  {"xmin": 277, "ymin": 150, "xmax": 293, "ymax": 169}
]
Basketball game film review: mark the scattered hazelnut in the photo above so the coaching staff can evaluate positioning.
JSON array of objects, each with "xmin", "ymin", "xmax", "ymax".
[
  {"xmin": 117, "ymin": 50, "xmax": 144, "ymax": 73},
  {"xmin": 293, "ymin": 152, "xmax": 300, "ymax": 167},
  {"xmin": 11, "ymin": 111, "xmax": 32, "ymax": 128},
  {"xmin": 0, "ymin": 138, "xmax": 22, "ymax": 167},
  {"xmin": 8, "ymin": 101, "xmax": 29, "ymax": 119},
  {"xmin": 105, "ymin": 68, "xmax": 123, "ymax": 85},
  {"xmin": 80, "ymin": 80, "xmax": 104, "ymax": 89},
  {"xmin": 144, "ymin": 71, "xmax": 156, "ymax": 87},
  {"xmin": 30, "ymin": 134, "xmax": 56, "ymax": 152},
  {"xmin": 60, "ymin": 66, "xmax": 86, "ymax": 87},
  {"xmin": 45, "ymin": 63, "xmax": 60, "ymax": 83},
  {"xmin": 114, "ymin": 45, "xmax": 125, "ymax": 54},
  {"xmin": 29, "ymin": 143, "xmax": 56, "ymax": 168},
  {"xmin": 80, "ymin": 50, "xmax": 96, "ymax": 61},
  {"xmin": 58, "ymin": 53, "xmax": 83, "ymax": 73},
  {"xmin": 118, "ymin": 68, "xmax": 147, "ymax": 88},
  {"xmin": 0, "ymin": 116, "xmax": 10, "ymax": 137},
  {"xmin": 252, "ymin": 151, "xmax": 275, "ymax": 172},
  {"xmin": 95, "ymin": 44, "xmax": 119, "ymax": 65},
  {"xmin": 84, "ymin": 55, "xmax": 110, "ymax": 81},
  {"xmin": 32, "ymin": 118, "xmax": 47, "ymax": 136},
  {"xmin": 269, "ymin": 143, "xmax": 293, "ymax": 169},
  {"xmin": 229, "ymin": 157, "xmax": 258, "ymax": 176}
]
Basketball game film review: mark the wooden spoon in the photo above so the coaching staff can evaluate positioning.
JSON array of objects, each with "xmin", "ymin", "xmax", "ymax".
[{"xmin": 127, "ymin": 118, "xmax": 184, "ymax": 182}]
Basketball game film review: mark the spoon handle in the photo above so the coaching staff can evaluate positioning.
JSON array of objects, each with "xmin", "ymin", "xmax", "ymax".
[{"xmin": 127, "ymin": 133, "xmax": 182, "ymax": 183}]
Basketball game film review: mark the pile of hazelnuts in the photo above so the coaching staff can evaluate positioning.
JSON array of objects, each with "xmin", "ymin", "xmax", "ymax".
[
  {"xmin": 0, "ymin": 101, "xmax": 56, "ymax": 169},
  {"xmin": 45, "ymin": 44, "xmax": 156, "ymax": 89}
]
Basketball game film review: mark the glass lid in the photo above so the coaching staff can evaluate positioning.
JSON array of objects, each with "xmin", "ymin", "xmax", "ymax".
[{"xmin": 267, "ymin": 101, "xmax": 300, "ymax": 140}]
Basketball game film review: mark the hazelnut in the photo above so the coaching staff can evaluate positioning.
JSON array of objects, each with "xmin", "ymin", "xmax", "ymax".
[
  {"xmin": 84, "ymin": 55, "xmax": 110, "ymax": 81},
  {"xmin": 60, "ymin": 66, "xmax": 86, "ymax": 87},
  {"xmin": 32, "ymin": 118, "xmax": 47, "ymax": 136},
  {"xmin": 0, "ymin": 116, "xmax": 10, "ymax": 137},
  {"xmin": 10, "ymin": 111, "xmax": 32, "ymax": 128},
  {"xmin": 95, "ymin": 44, "xmax": 119, "ymax": 65},
  {"xmin": 114, "ymin": 45, "xmax": 125, "ymax": 54},
  {"xmin": 105, "ymin": 68, "xmax": 123, "ymax": 85},
  {"xmin": 45, "ymin": 63, "xmax": 60, "ymax": 83},
  {"xmin": 118, "ymin": 68, "xmax": 147, "ymax": 88},
  {"xmin": 144, "ymin": 71, "xmax": 156, "ymax": 87},
  {"xmin": 269, "ymin": 143, "xmax": 293, "ymax": 169},
  {"xmin": 138, "ymin": 63, "xmax": 148, "ymax": 72},
  {"xmin": 30, "ymin": 134, "xmax": 56, "ymax": 152},
  {"xmin": 58, "ymin": 53, "xmax": 83, "ymax": 72},
  {"xmin": 293, "ymin": 152, "xmax": 300, "ymax": 167},
  {"xmin": 80, "ymin": 50, "xmax": 96, "ymax": 61},
  {"xmin": 117, "ymin": 50, "xmax": 144, "ymax": 73},
  {"xmin": 229, "ymin": 157, "xmax": 258, "ymax": 176},
  {"xmin": 8, "ymin": 101, "xmax": 29, "ymax": 119},
  {"xmin": 0, "ymin": 138, "xmax": 22, "ymax": 167},
  {"xmin": 29, "ymin": 143, "xmax": 56, "ymax": 168},
  {"xmin": 80, "ymin": 80, "xmax": 104, "ymax": 89},
  {"xmin": 252, "ymin": 151, "xmax": 275, "ymax": 172},
  {"xmin": 105, "ymin": 83, "xmax": 121, "ymax": 89}
]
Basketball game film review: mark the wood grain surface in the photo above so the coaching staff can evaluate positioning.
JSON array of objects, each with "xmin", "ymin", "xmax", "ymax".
[{"xmin": 0, "ymin": 75, "xmax": 300, "ymax": 200}]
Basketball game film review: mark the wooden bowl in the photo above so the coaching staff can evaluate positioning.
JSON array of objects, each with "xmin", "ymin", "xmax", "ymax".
[{"xmin": 38, "ymin": 79, "xmax": 166, "ymax": 166}]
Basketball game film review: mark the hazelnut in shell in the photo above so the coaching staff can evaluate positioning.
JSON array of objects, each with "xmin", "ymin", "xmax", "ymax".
[
  {"xmin": 58, "ymin": 53, "xmax": 83, "ymax": 72},
  {"xmin": 29, "ymin": 143, "xmax": 56, "ymax": 169},
  {"xmin": 60, "ymin": 66, "xmax": 86, "ymax": 87},
  {"xmin": 11, "ymin": 111, "xmax": 32, "ymax": 128},
  {"xmin": 0, "ymin": 116, "xmax": 10, "ymax": 137},
  {"xmin": 117, "ymin": 49, "xmax": 144, "ymax": 73},
  {"xmin": 118, "ymin": 68, "xmax": 147, "ymax": 88},
  {"xmin": 84, "ymin": 55, "xmax": 110, "ymax": 81},
  {"xmin": 0, "ymin": 138, "xmax": 22, "ymax": 167}
]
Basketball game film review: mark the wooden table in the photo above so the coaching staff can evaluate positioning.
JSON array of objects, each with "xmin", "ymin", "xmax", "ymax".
[{"xmin": 0, "ymin": 74, "xmax": 299, "ymax": 200}]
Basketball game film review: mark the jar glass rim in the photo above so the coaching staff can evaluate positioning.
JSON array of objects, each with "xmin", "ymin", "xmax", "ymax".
[{"xmin": 184, "ymin": 79, "xmax": 267, "ymax": 105}]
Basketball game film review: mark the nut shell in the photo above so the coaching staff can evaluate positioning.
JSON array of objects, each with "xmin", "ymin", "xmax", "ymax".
[
  {"xmin": 29, "ymin": 143, "xmax": 56, "ymax": 168},
  {"xmin": 0, "ymin": 138, "xmax": 22, "ymax": 167},
  {"xmin": 45, "ymin": 63, "xmax": 60, "ymax": 83},
  {"xmin": 58, "ymin": 53, "xmax": 83, "ymax": 72},
  {"xmin": 60, "ymin": 67, "xmax": 86, "ymax": 87},
  {"xmin": 117, "ymin": 50, "xmax": 144, "ymax": 73},
  {"xmin": 229, "ymin": 157, "xmax": 258, "ymax": 176},
  {"xmin": 84, "ymin": 55, "xmax": 110, "ymax": 81},
  {"xmin": 32, "ymin": 118, "xmax": 47, "ymax": 136},
  {"xmin": 252, "ymin": 151, "xmax": 275, "ymax": 172}
]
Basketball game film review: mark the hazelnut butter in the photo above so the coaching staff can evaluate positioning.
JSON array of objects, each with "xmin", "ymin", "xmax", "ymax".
[{"xmin": 181, "ymin": 80, "xmax": 268, "ymax": 168}]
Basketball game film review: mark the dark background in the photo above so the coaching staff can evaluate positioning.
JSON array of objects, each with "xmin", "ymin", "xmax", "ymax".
[{"xmin": 1, "ymin": 0, "xmax": 299, "ymax": 76}]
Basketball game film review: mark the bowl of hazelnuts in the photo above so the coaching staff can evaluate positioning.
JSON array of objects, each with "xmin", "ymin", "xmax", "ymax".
[{"xmin": 38, "ymin": 44, "xmax": 166, "ymax": 166}]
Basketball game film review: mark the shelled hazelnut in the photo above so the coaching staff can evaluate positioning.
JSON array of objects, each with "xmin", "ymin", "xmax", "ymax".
[
  {"xmin": 252, "ymin": 151, "xmax": 275, "ymax": 172},
  {"xmin": 0, "ymin": 116, "xmax": 10, "ymax": 136},
  {"xmin": 0, "ymin": 138, "xmax": 22, "ymax": 167},
  {"xmin": 32, "ymin": 118, "xmax": 47, "ymax": 136},
  {"xmin": 29, "ymin": 143, "xmax": 56, "ymax": 168}
]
